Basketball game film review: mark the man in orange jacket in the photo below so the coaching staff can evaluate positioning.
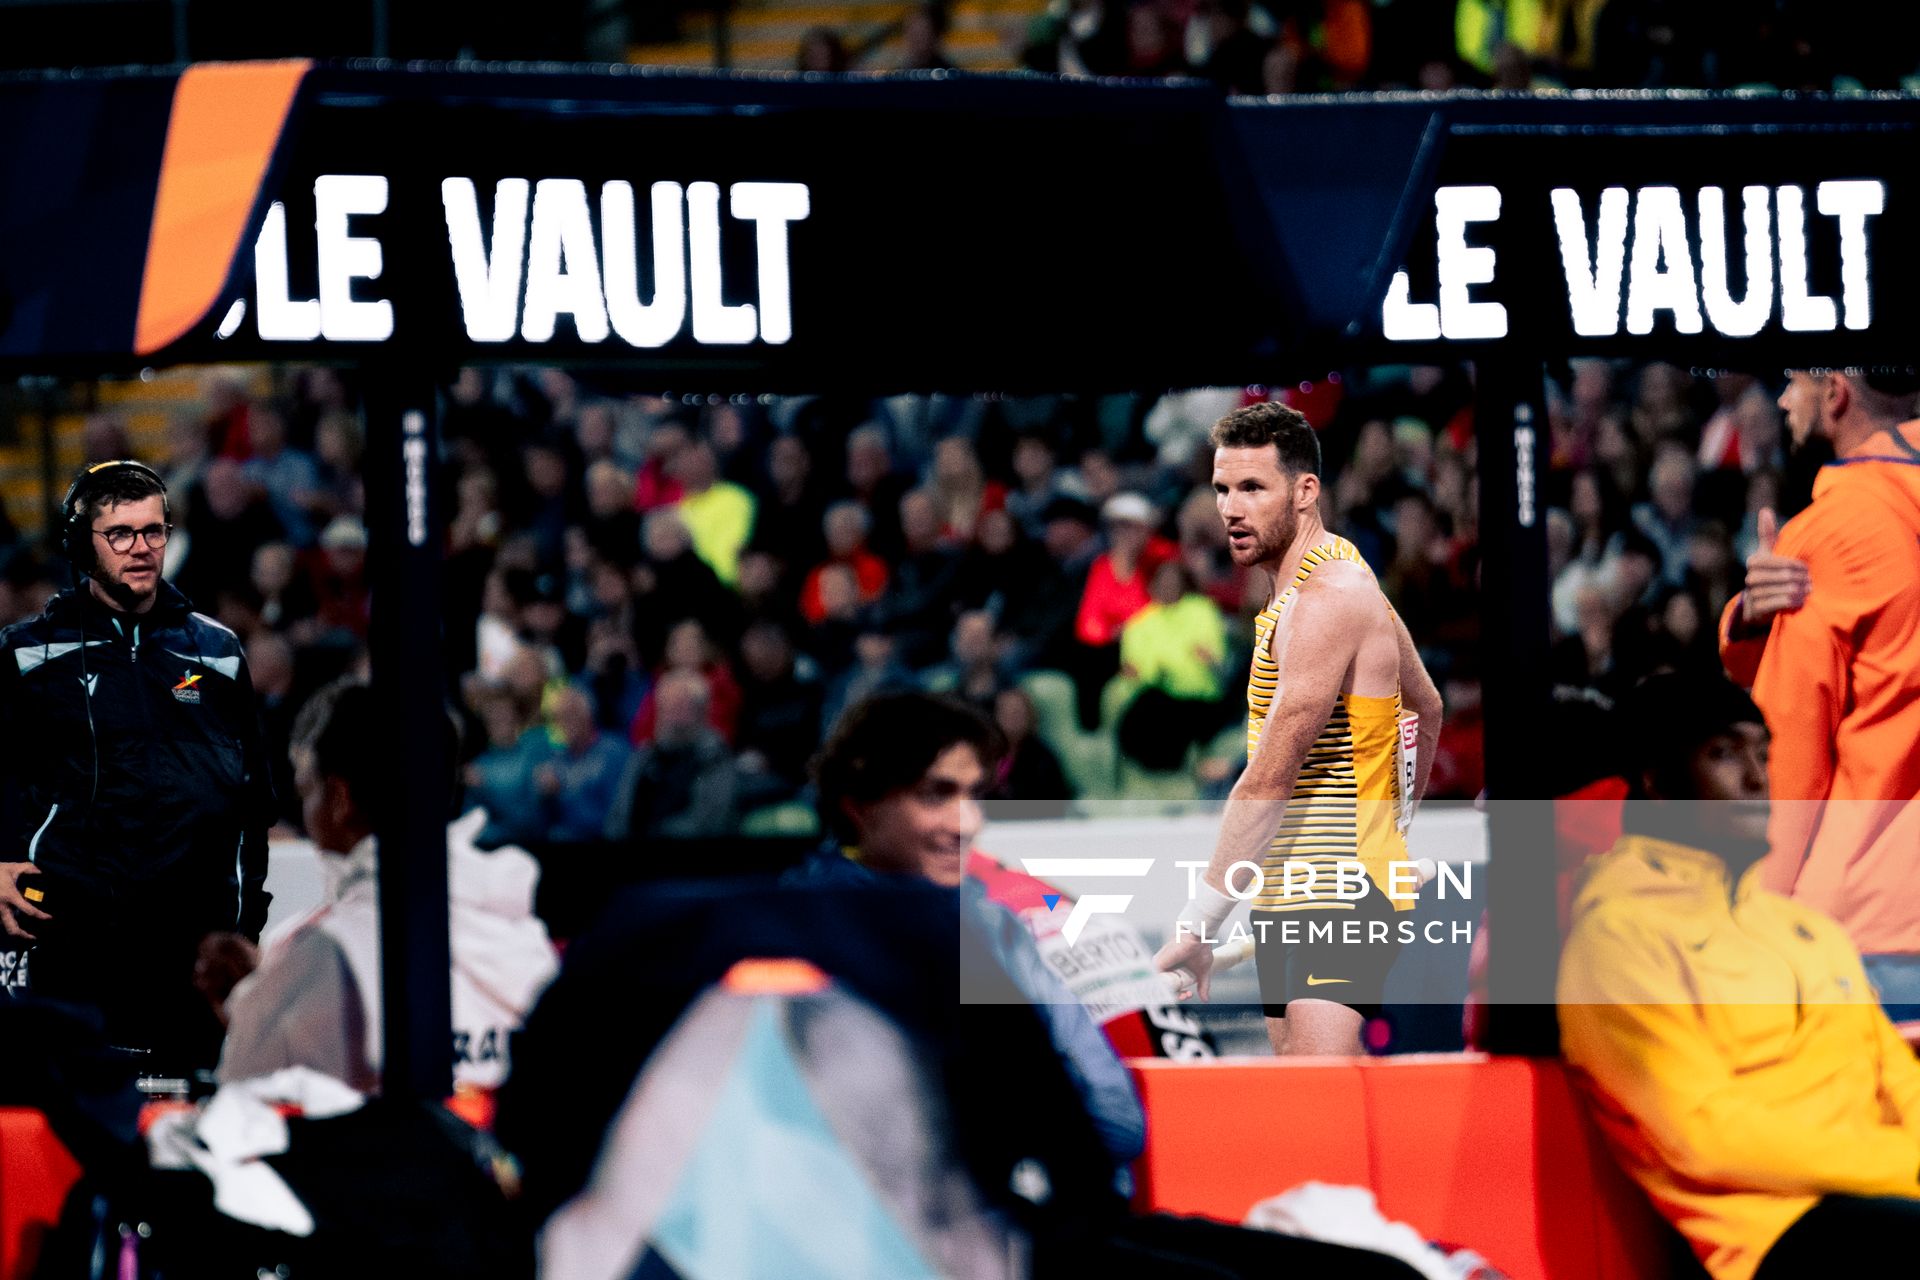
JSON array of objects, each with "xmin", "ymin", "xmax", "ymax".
[{"xmin": 1719, "ymin": 366, "xmax": 1920, "ymax": 1014}]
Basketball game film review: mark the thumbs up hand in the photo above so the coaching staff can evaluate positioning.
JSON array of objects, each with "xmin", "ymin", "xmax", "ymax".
[{"xmin": 1740, "ymin": 507, "xmax": 1811, "ymax": 629}]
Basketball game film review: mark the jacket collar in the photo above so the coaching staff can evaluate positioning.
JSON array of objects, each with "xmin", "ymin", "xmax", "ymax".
[
  {"xmin": 53, "ymin": 578, "xmax": 193, "ymax": 631},
  {"xmin": 1617, "ymin": 833, "xmax": 1767, "ymax": 904}
]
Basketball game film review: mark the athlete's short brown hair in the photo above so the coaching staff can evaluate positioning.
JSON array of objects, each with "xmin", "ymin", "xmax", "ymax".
[{"xmin": 1211, "ymin": 402, "xmax": 1320, "ymax": 478}]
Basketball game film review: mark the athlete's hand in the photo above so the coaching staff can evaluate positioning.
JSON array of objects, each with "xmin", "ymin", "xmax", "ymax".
[
  {"xmin": 1154, "ymin": 935, "xmax": 1215, "ymax": 1002},
  {"xmin": 0, "ymin": 862, "xmax": 50, "ymax": 942},
  {"xmin": 1740, "ymin": 508, "xmax": 1810, "ymax": 630}
]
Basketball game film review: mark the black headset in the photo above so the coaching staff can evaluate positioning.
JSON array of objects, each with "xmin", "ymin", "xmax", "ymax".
[{"xmin": 59, "ymin": 459, "xmax": 170, "ymax": 569}]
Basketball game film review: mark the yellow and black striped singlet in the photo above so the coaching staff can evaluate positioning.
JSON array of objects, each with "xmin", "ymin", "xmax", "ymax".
[{"xmin": 1245, "ymin": 537, "xmax": 1412, "ymax": 913}]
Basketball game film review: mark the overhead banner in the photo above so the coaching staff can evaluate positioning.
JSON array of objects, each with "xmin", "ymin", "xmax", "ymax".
[{"xmin": 3, "ymin": 67, "xmax": 1918, "ymax": 383}]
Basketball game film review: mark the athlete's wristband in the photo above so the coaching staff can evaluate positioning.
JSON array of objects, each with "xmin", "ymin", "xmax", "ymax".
[{"xmin": 1173, "ymin": 881, "xmax": 1238, "ymax": 944}]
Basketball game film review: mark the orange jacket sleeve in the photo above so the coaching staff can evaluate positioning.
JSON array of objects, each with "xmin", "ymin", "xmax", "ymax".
[
  {"xmin": 1718, "ymin": 593, "xmax": 1767, "ymax": 688},
  {"xmin": 1750, "ymin": 489, "xmax": 1920, "ymax": 875}
]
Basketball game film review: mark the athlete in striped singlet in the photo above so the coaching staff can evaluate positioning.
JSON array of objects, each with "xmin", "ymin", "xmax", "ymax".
[{"xmin": 1154, "ymin": 402, "xmax": 1443, "ymax": 1055}]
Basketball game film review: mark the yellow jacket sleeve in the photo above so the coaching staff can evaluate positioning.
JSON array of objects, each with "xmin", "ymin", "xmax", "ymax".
[{"xmin": 1561, "ymin": 912, "xmax": 1920, "ymax": 1197}]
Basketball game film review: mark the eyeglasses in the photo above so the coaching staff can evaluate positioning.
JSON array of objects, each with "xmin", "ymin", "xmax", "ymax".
[{"xmin": 92, "ymin": 523, "xmax": 171, "ymax": 554}]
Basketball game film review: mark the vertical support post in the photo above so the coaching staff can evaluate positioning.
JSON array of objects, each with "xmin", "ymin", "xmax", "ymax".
[
  {"xmin": 362, "ymin": 367, "xmax": 452, "ymax": 1099},
  {"xmin": 1473, "ymin": 359, "xmax": 1559, "ymax": 1055}
]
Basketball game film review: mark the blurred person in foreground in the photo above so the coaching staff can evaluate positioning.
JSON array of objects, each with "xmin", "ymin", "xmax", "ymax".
[
  {"xmin": 1718, "ymin": 367, "xmax": 1920, "ymax": 1012},
  {"xmin": 1153, "ymin": 403, "xmax": 1443, "ymax": 1056},
  {"xmin": 792, "ymin": 691, "xmax": 1144, "ymax": 1169},
  {"xmin": 0, "ymin": 461, "xmax": 274, "ymax": 1074},
  {"xmin": 1560, "ymin": 674, "xmax": 1920, "ymax": 1280},
  {"xmin": 219, "ymin": 680, "xmax": 558, "ymax": 1092}
]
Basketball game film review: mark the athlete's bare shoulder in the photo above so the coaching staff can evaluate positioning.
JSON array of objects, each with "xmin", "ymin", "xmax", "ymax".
[{"xmin": 1295, "ymin": 558, "xmax": 1386, "ymax": 614}]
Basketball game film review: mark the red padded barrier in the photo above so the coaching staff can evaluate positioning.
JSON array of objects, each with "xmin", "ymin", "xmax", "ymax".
[
  {"xmin": 0, "ymin": 1108, "xmax": 82, "ymax": 1280},
  {"xmin": 1128, "ymin": 1059, "xmax": 1372, "ymax": 1220},
  {"xmin": 1127, "ymin": 1055, "xmax": 1672, "ymax": 1280}
]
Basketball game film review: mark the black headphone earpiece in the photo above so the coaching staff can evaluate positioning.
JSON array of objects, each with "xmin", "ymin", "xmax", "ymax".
[{"xmin": 60, "ymin": 459, "xmax": 169, "ymax": 569}]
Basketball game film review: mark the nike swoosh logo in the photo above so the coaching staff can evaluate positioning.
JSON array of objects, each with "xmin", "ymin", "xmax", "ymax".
[{"xmin": 1305, "ymin": 975, "xmax": 1352, "ymax": 986}]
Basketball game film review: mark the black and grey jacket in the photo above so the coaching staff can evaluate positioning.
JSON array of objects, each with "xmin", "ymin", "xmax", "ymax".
[{"xmin": 0, "ymin": 580, "xmax": 273, "ymax": 937}]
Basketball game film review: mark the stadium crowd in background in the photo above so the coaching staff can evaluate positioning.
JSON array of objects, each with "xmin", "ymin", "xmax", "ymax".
[
  {"xmin": 785, "ymin": 0, "xmax": 1920, "ymax": 95},
  {"xmin": 0, "ymin": 356, "xmax": 1810, "ymax": 851}
]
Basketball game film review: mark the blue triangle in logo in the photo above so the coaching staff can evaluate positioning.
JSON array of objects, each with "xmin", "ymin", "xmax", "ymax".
[{"xmin": 1042, "ymin": 894, "xmax": 1061, "ymax": 911}]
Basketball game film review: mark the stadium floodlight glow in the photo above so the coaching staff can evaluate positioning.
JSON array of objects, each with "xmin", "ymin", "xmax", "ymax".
[
  {"xmin": 1624, "ymin": 186, "xmax": 1704, "ymax": 336},
  {"xmin": 313, "ymin": 175, "xmax": 394, "ymax": 342},
  {"xmin": 1434, "ymin": 185, "xmax": 1508, "ymax": 340},
  {"xmin": 1551, "ymin": 186, "xmax": 1631, "ymax": 338},
  {"xmin": 1819, "ymin": 179, "xmax": 1885, "ymax": 330},
  {"xmin": 522, "ymin": 179, "xmax": 611, "ymax": 344},
  {"xmin": 1698, "ymin": 186, "xmax": 1773, "ymax": 339},
  {"xmin": 443, "ymin": 177, "xmax": 531, "ymax": 343},
  {"xmin": 603, "ymin": 180, "xmax": 687, "ymax": 349},
  {"xmin": 255, "ymin": 202, "xmax": 322, "ymax": 341}
]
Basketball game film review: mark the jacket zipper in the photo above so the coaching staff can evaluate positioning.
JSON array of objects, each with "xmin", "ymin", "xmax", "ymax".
[
  {"xmin": 234, "ymin": 831, "xmax": 245, "ymax": 928},
  {"xmin": 27, "ymin": 803, "xmax": 58, "ymax": 863}
]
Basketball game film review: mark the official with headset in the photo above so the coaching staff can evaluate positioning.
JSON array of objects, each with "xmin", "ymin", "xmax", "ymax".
[{"xmin": 0, "ymin": 460, "xmax": 274, "ymax": 1073}]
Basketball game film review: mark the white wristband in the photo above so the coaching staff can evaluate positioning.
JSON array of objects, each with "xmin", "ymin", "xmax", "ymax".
[{"xmin": 1173, "ymin": 881, "xmax": 1238, "ymax": 943}]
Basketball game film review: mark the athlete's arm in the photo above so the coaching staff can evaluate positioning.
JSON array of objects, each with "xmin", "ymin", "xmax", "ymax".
[
  {"xmin": 1391, "ymin": 610, "xmax": 1442, "ymax": 804},
  {"xmin": 1154, "ymin": 572, "xmax": 1370, "ymax": 993}
]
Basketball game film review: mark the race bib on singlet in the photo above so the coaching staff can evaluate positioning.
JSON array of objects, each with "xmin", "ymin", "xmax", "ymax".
[{"xmin": 1396, "ymin": 711, "xmax": 1420, "ymax": 833}]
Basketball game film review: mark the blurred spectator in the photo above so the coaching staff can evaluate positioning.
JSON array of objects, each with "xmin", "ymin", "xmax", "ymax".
[
  {"xmin": 81, "ymin": 414, "xmax": 133, "ymax": 464},
  {"xmin": 1006, "ymin": 493, "xmax": 1100, "ymax": 671},
  {"xmin": 1116, "ymin": 560, "xmax": 1228, "ymax": 770},
  {"xmin": 308, "ymin": 515, "xmax": 371, "ymax": 641},
  {"xmin": 311, "ymin": 409, "xmax": 364, "ymax": 520},
  {"xmin": 671, "ymin": 439, "xmax": 756, "ymax": 587},
  {"xmin": 953, "ymin": 507, "xmax": 1050, "ymax": 620},
  {"xmin": 989, "ymin": 685, "xmax": 1074, "ymax": 802},
  {"xmin": 841, "ymin": 424, "xmax": 911, "ymax": 558},
  {"xmin": 606, "ymin": 671, "xmax": 742, "ymax": 840},
  {"xmin": 1005, "ymin": 433, "xmax": 1065, "ymax": 536},
  {"xmin": 1119, "ymin": 560, "xmax": 1226, "ymax": 700},
  {"xmin": 734, "ymin": 620, "xmax": 825, "ymax": 791},
  {"xmin": 251, "ymin": 541, "xmax": 317, "ymax": 637},
  {"xmin": 1427, "ymin": 668, "xmax": 1484, "ymax": 800},
  {"xmin": 797, "ymin": 25, "xmax": 850, "ymax": 72},
  {"xmin": 636, "ymin": 508, "xmax": 739, "ymax": 658},
  {"xmin": 241, "ymin": 399, "xmax": 323, "ymax": 547},
  {"xmin": 746, "ymin": 433, "xmax": 828, "ymax": 575},
  {"xmin": 465, "ymin": 673, "xmax": 559, "ymax": 848},
  {"xmin": 877, "ymin": 488, "xmax": 963, "ymax": 666},
  {"xmin": 1070, "ymin": 492, "xmax": 1173, "ymax": 723},
  {"xmin": 923, "ymin": 609, "xmax": 1011, "ymax": 709},
  {"xmin": 520, "ymin": 438, "xmax": 575, "ymax": 568},
  {"xmin": 583, "ymin": 459, "xmax": 641, "ymax": 565},
  {"xmin": 1194, "ymin": 0, "xmax": 1269, "ymax": 93},
  {"xmin": 246, "ymin": 629, "xmax": 301, "ymax": 828},
  {"xmin": 633, "ymin": 418, "xmax": 690, "ymax": 511},
  {"xmin": 807, "ymin": 562, "xmax": 866, "ymax": 679},
  {"xmin": 629, "ymin": 617, "xmax": 741, "ymax": 746},
  {"xmin": 896, "ymin": 3, "xmax": 955, "ymax": 70},
  {"xmin": 1122, "ymin": 0, "xmax": 1187, "ymax": 76},
  {"xmin": 1697, "ymin": 373, "xmax": 1781, "ymax": 474},
  {"xmin": 801, "ymin": 501, "xmax": 889, "ymax": 625},
  {"xmin": 176, "ymin": 458, "xmax": 284, "ymax": 610},
  {"xmin": 824, "ymin": 628, "xmax": 914, "ymax": 733},
  {"xmin": 201, "ymin": 370, "xmax": 254, "ymax": 460},
  {"xmin": 537, "ymin": 685, "xmax": 633, "ymax": 842},
  {"xmin": 1633, "ymin": 442, "xmax": 1700, "ymax": 585},
  {"xmin": 927, "ymin": 436, "xmax": 1005, "ymax": 544}
]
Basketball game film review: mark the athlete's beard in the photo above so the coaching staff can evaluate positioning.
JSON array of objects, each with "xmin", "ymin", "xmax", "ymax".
[{"xmin": 1246, "ymin": 505, "xmax": 1298, "ymax": 569}]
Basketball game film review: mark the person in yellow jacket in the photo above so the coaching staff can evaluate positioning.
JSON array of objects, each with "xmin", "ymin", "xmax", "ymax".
[{"xmin": 1559, "ymin": 673, "xmax": 1920, "ymax": 1280}]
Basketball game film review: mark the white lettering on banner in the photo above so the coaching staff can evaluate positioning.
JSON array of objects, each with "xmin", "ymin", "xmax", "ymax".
[
  {"xmin": 255, "ymin": 202, "xmax": 322, "ymax": 340},
  {"xmin": 1435, "ymin": 185, "xmax": 1508, "ymax": 339},
  {"xmin": 442, "ymin": 177, "xmax": 531, "ymax": 341},
  {"xmin": 313, "ymin": 175, "xmax": 394, "ymax": 341},
  {"xmin": 522, "ymin": 179, "xmax": 610, "ymax": 344},
  {"xmin": 254, "ymin": 174, "xmax": 810, "ymax": 348},
  {"xmin": 1624, "ymin": 186, "xmax": 1703, "ymax": 335},
  {"xmin": 1391, "ymin": 179, "xmax": 1886, "ymax": 342},
  {"xmin": 603, "ymin": 181, "xmax": 688, "ymax": 348}
]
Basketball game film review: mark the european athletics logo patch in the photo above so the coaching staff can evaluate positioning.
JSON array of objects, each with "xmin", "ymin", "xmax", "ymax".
[{"xmin": 172, "ymin": 671, "xmax": 202, "ymax": 704}]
